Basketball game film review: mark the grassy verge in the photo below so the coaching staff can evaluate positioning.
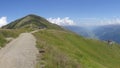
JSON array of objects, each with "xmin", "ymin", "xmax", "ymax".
[
  {"xmin": 0, "ymin": 34, "xmax": 6, "ymax": 47},
  {"xmin": 0, "ymin": 28, "xmax": 33, "ymax": 47},
  {"xmin": 0, "ymin": 28, "xmax": 34, "ymax": 37},
  {"xmin": 0, "ymin": 29, "xmax": 19, "ymax": 38}
]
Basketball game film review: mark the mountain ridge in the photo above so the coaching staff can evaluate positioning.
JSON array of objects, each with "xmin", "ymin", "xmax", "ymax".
[{"xmin": 2, "ymin": 14, "xmax": 63, "ymax": 30}]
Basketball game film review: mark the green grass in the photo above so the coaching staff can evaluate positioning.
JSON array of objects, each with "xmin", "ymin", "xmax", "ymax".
[
  {"xmin": 0, "ymin": 34, "xmax": 6, "ymax": 47},
  {"xmin": 0, "ymin": 29, "xmax": 20, "ymax": 47},
  {"xmin": 0, "ymin": 29, "xmax": 19, "ymax": 38},
  {"xmin": 0, "ymin": 28, "xmax": 32, "ymax": 47},
  {"xmin": 0, "ymin": 28, "xmax": 35, "ymax": 37},
  {"xmin": 34, "ymin": 29, "xmax": 120, "ymax": 68}
]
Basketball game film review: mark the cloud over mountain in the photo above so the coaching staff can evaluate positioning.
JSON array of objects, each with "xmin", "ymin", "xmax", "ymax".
[
  {"xmin": 77, "ymin": 18, "xmax": 120, "ymax": 27},
  {"xmin": 0, "ymin": 17, "xmax": 8, "ymax": 27},
  {"xmin": 47, "ymin": 17, "xmax": 75, "ymax": 26}
]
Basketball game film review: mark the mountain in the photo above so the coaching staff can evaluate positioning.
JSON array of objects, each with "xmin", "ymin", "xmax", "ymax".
[
  {"xmin": 64, "ymin": 26, "xmax": 97, "ymax": 38},
  {"xmin": 65, "ymin": 25, "xmax": 120, "ymax": 43},
  {"xmin": 93, "ymin": 24, "xmax": 120, "ymax": 43},
  {"xmin": 1, "ymin": 14, "xmax": 120, "ymax": 68},
  {"xmin": 2, "ymin": 14, "xmax": 63, "ymax": 30}
]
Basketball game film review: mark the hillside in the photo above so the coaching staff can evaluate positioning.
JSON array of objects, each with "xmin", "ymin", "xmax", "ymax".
[{"xmin": 34, "ymin": 29, "xmax": 120, "ymax": 68}]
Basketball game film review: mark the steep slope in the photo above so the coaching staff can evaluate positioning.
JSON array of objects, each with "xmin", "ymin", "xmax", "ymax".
[
  {"xmin": 2, "ymin": 14, "xmax": 63, "ymax": 30},
  {"xmin": 34, "ymin": 29, "xmax": 120, "ymax": 68}
]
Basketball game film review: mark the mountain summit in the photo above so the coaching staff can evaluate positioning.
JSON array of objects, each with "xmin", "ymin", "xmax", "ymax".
[{"xmin": 2, "ymin": 14, "xmax": 62, "ymax": 30}]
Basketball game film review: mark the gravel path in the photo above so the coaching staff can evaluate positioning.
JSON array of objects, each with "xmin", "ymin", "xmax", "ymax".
[{"xmin": 0, "ymin": 33, "xmax": 39, "ymax": 68}]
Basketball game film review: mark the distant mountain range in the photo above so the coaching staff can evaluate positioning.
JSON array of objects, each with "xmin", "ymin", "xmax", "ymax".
[
  {"xmin": 64, "ymin": 24, "xmax": 120, "ymax": 43},
  {"xmin": 64, "ymin": 26, "xmax": 97, "ymax": 38},
  {"xmin": 93, "ymin": 24, "xmax": 120, "ymax": 43}
]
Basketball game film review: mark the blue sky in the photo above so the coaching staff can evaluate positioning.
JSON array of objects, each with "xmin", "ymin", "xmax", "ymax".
[{"xmin": 0, "ymin": 0, "xmax": 120, "ymax": 26}]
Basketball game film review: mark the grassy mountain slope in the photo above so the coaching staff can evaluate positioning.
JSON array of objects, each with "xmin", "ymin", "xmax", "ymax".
[
  {"xmin": 2, "ymin": 14, "xmax": 63, "ymax": 30},
  {"xmin": 34, "ymin": 29, "xmax": 120, "ymax": 68}
]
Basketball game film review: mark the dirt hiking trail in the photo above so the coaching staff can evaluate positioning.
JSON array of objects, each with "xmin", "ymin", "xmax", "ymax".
[{"xmin": 0, "ymin": 33, "xmax": 39, "ymax": 68}]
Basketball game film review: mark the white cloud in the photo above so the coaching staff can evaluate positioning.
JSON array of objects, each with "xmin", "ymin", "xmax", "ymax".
[
  {"xmin": 77, "ymin": 18, "xmax": 120, "ymax": 27},
  {"xmin": 47, "ymin": 17, "xmax": 76, "ymax": 26},
  {"xmin": 47, "ymin": 17, "xmax": 120, "ymax": 27},
  {"xmin": 0, "ymin": 17, "xmax": 8, "ymax": 27}
]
